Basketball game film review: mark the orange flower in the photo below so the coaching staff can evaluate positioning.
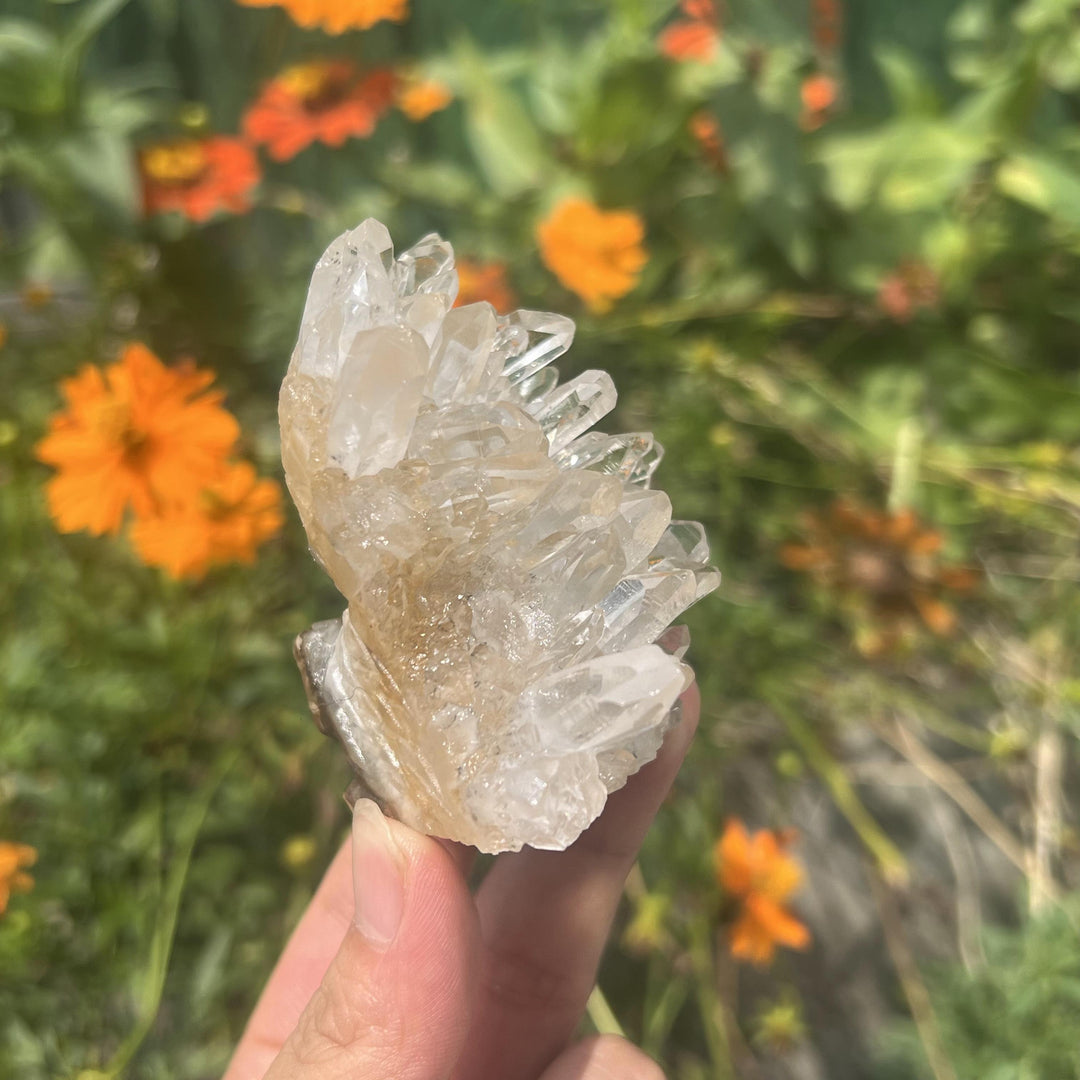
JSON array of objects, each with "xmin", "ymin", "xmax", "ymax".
[
  {"xmin": 800, "ymin": 73, "xmax": 838, "ymax": 130},
  {"xmin": 21, "ymin": 282, "xmax": 53, "ymax": 310},
  {"xmin": 689, "ymin": 110, "xmax": 728, "ymax": 173},
  {"xmin": 454, "ymin": 259, "xmax": 516, "ymax": 313},
  {"xmin": 811, "ymin": 0, "xmax": 843, "ymax": 53},
  {"xmin": 129, "ymin": 461, "xmax": 283, "ymax": 580},
  {"xmin": 659, "ymin": 20, "xmax": 719, "ymax": 61},
  {"xmin": 781, "ymin": 500, "xmax": 979, "ymax": 655},
  {"xmin": 715, "ymin": 820, "xmax": 810, "ymax": 966},
  {"xmin": 397, "ymin": 79, "xmax": 453, "ymax": 121},
  {"xmin": 235, "ymin": 0, "xmax": 408, "ymax": 33},
  {"xmin": 244, "ymin": 61, "xmax": 396, "ymax": 162},
  {"xmin": 140, "ymin": 136, "xmax": 260, "ymax": 221},
  {"xmin": 35, "ymin": 343, "xmax": 240, "ymax": 536},
  {"xmin": 0, "ymin": 842, "xmax": 37, "ymax": 917},
  {"xmin": 877, "ymin": 260, "xmax": 940, "ymax": 323},
  {"xmin": 659, "ymin": 0, "xmax": 720, "ymax": 62},
  {"xmin": 536, "ymin": 197, "xmax": 648, "ymax": 313}
]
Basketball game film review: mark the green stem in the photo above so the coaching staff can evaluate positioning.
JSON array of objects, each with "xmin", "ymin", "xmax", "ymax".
[
  {"xmin": 586, "ymin": 985, "xmax": 627, "ymax": 1038},
  {"xmin": 766, "ymin": 692, "xmax": 908, "ymax": 884},
  {"xmin": 102, "ymin": 751, "xmax": 237, "ymax": 1078}
]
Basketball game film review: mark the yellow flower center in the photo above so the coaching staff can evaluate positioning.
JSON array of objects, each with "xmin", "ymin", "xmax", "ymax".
[
  {"xmin": 141, "ymin": 141, "xmax": 209, "ymax": 185},
  {"xmin": 279, "ymin": 62, "xmax": 348, "ymax": 110}
]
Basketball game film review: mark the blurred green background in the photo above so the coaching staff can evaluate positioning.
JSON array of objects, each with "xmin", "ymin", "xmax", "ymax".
[{"xmin": 2, "ymin": 0, "xmax": 1080, "ymax": 1077}]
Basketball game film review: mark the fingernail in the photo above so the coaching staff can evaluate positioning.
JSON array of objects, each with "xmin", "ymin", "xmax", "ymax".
[{"xmin": 351, "ymin": 799, "xmax": 406, "ymax": 950}]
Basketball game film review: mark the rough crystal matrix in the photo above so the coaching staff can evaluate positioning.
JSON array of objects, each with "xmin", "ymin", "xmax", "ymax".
[{"xmin": 281, "ymin": 220, "xmax": 719, "ymax": 852}]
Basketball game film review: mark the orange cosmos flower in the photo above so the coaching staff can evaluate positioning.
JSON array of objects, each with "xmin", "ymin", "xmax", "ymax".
[
  {"xmin": 129, "ymin": 461, "xmax": 283, "ymax": 580},
  {"xmin": 140, "ymin": 136, "xmax": 260, "ymax": 221},
  {"xmin": 244, "ymin": 61, "xmax": 396, "ymax": 162},
  {"xmin": 0, "ymin": 842, "xmax": 37, "ymax": 917},
  {"xmin": 800, "ymin": 73, "xmax": 838, "ymax": 130},
  {"xmin": 715, "ymin": 820, "xmax": 810, "ymax": 966},
  {"xmin": 397, "ymin": 78, "xmax": 453, "ymax": 122},
  {"xmin": 235, "ymin": 0, "xmax": 408, "ymax": 33},
  {"xmin": 781, "ymin": 499, "xmax": 979, "ymax": 655},
  {"xmin": 659, "ymin": 0, "xmax": 720, "ymax": 62},
  {"xmin": 454, "ymin": 259, "xmax": 516, "ymax": 313},
  {"xmin": 35, "ymin": 343, "xmax": 240, "ymax": 536},
  {"xmin": 537, "ymin": 197, "xmax": 648, "ymax": 313}
]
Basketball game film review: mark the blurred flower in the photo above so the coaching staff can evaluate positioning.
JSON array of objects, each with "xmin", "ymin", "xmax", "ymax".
[
  {"xmin": 281, "ymin": 834, "xmax": 318, "ymax": 871},
  {"xmin": 0, "ymin": 842, "xmax": 37, "ymax": 917},
  {"xmin": 396, "ymin": 78, "xmax": 453, "ymax": 121},
  {"xmin": 20, "ymin": 282, "xmax": 53, "ymax": 310},
  {"xmin": 754, "ymin": 997, "xmax": 807, "ymax": 1051},
  {"xmin": 780, "ymin": 500, "xmax": 980, "ymax": 655},
  {"xmin": 715, "ymin": 819, "xmax": 810, "ymax": 965},
  {"xmin": 235, "ymin": 0, "xmax": 408, "ymax": 33},
  {"xmin": 799, "ymin": 73, "xmax": 837, "ymax": 130},
  {"xmin": 0, "ymin": 323, "xmax": 7, "ymax": 351},
  {"xmin": 140, "ymin": 137, "xmax": 260, "ymax": 221},
  {"xmin": 454, "ymin": 258, "xmax": 516, "ymax": 313},
  {"xmin": 659, "ymin": 0, "xmax": 720, "ymax": 62},
  {"xmin": 537, "ymin": 197, "xmax": 648, "ymax": 313},
  {"xmin": 811, "ymin": 0, "xmax": 843, "ymax": 54},
  {"xmin": 128, "ymin": 460, "xmax": 283, "ymax": 580},
  {"xmin": 35, "ymin": 343, "xmax": 240, "ymax": 536},
  {"xmin": 877, "ymin": 260, "xmax": 940, "ymax": 323},
  {"xmin": 244, "ymin": 61, "xmax": 396, "ymax": 162},
  {"xmin": 622, "ymin": 891, "xmax": 675, "ymax": 956},
  {"xmin": 689, "ymin": 110, "xmax": 727, "ymax": 173}
]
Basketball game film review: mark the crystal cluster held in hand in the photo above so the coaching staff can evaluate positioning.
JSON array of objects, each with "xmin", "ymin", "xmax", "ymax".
[{"xmin": 280, "ymin": 220, "xmax": 719, "ymax": 853}]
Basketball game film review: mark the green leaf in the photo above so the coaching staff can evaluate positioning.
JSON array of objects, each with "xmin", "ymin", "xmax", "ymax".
[
  {"xmin": 61, "ymin": 0, "xmax": 133, "ymax": 63},
  {"xmin": 875, "ymin": 46, "xmax": 941, "ymax": 117},
  {"xmin": 0, "ymin": 19, "xmax": 64, "ymax": 114},
  {"xmin": 50, "ymin": 127, "xmax": 140, "ymax": 220},
  {"xmin": 997, "ymin": 150, "xmax": 1080, "ymax": 231},
  {"xmin": 454, "ymin": 39, "xmax": 549, "ymax": 198}
]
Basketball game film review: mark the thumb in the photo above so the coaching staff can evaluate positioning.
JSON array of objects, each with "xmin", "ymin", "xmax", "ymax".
[{"xmin": 264, "ymin": 800, "xmax": 478, "ymax": 1080}]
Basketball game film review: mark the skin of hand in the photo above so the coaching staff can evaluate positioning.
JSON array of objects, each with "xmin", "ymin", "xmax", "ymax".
[{"xmin": 223, "ymin": 681, "xmax": 700, "ymax": 1080}]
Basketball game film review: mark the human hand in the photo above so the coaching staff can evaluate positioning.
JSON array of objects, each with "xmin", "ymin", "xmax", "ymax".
[{"xmin": 223, "ymin": 681, "xmax": 699, "ymax": 1080}]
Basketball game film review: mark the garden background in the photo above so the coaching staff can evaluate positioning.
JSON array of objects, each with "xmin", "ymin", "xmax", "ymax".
[{"xmin": 3, "ymin": 0, "xmax": 1080, "ymax": 1077}]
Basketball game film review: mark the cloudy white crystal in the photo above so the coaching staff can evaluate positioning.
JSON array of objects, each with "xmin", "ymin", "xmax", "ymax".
[{"xmin": 281, "ymin": 220, "xmax": 720, "ymax": 853}]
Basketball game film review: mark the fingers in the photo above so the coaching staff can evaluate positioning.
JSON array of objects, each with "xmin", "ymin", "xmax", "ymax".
[
  {"xmin": 224, "ymin": 839, "xmax": 354, "ymax": 1080},
  {"xmin": 262, "ymin": 800, "xmax": 479, "ymax": 1080},
  {"xmin": 452, "ymin": 681, "xmax": 700, "ymax": 1080},
  {"xmin": 539, "ymin": 1036, "xmax": 665, "ymax": 1080}
]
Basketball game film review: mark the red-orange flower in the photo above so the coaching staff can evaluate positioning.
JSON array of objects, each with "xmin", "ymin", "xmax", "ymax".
[
  {"xmin": 537, "ymin": 197, "xmax": 648, "ymax": 313},
  {"xmin": 454, "ymin": 259, "xmax": 516, "ymax": 313},
  {"xmin": 244, "ymin": 61, "xmax": 396, "ymax": 162},
  {"xmin": 800, "ymin": 73, "xmax": 838, "ymax": 130},
  {"xmin": 0, "ymin": 842, "xmax": 37, "ymax": 917},
  {"xmin": 715, "ymin": 820, "xmax": 810, "ymax": 966},
  {"xmin": 659, "ymin": 0, "xmax": 720, "ymax": 62},
  {"xmin": 129, "ymin": 461, "xmax": 283, "ymax": 580},
  {"xmin": 140, "ymin": 137, "xmax": 260, "ymax": 221},
  {"xmin": 781, "ymin": 500, "xmax": 979, "ymax": 655},
  {"xmin": 235, "ymin": 0, "xmax": 408, "ymax": 33},
  {"xmin": 35, "ymin": 343, "xmax": 240, "ymax": 536},
  {"xmin": 397, "ymin": 79, "xmax": 453, "ymax": 122}
]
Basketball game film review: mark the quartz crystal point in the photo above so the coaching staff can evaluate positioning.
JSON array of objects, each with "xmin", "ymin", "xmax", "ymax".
[{"xmin": 280, "ymin": 220, "xmax": 720, "ymax": 853}]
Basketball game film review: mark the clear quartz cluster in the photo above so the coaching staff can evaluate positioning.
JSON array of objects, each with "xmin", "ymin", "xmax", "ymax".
[{"xmin": 280, "ymin": 220, "xmax": 719, "ymax": 853}]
